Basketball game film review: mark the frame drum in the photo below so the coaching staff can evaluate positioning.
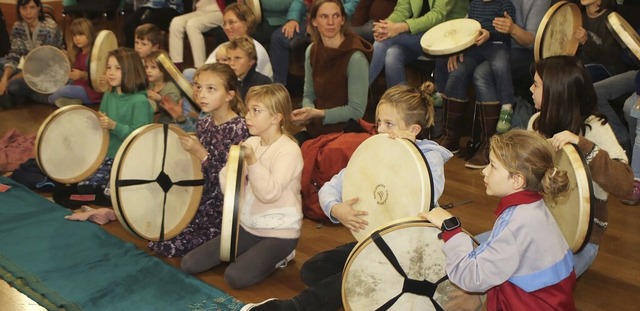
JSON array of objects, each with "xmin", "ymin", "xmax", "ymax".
[
  {"xmin": 220, "ymin": 145, "xmax": 246, "ymax": 262},
  {"xmin": 420, "ymin": 18, "xmax": 481, "ymax": 56},
  {"xmin": 545, "ymin": 144, "xmax": 593, "ymax": 253},
  {"xmin": 245, "ymin": 0, "xmax": 262, "ymax": 24},
  {"xmin": 23, "ymin": 46, "xmax": 70, "ymax": 94},
  {"xmin": 156, "ymin": 53, "xmax": 200, "ymax": 113},
  {"xmin": 343, "ymin": 134, "xmax": 434, "ymax": 241},
  {"xmin": 35, "ymin": 105, "xmax": 108, "ymax": 184},
  {"xmin": 534, "ymin": 1, "xmax": 582, "ymax": 62},
  {"xmin": 89, "ymin": 30, "xmax": 118, "ymax": 93},
  {"xmin": 110, "ymin": 124, "xmax": 204, "ymax": 241},
  {"xmin": 342, "ymin": 217, "xmax": 485, "ymax": 311},
  {"xmin": 606, "ymin": 12, "xmax": 640, "ymax": 63}
]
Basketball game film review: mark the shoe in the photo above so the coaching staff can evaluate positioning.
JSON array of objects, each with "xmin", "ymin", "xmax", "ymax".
[
  {"xmin": 621, "ymin": 180, "xmax": 640, "ymax": 205},
  {"xmin": 240, "ymin": 298, "xmax": 296, "ymax": 311},
  {"xmin": 465, "ymin": 141, "xmax": 489, "ymax": 169},
  {"xmin": 55, "ymin": 98, "xmax": 82, "ymax": 108},
  {"xmin": 275, "ymin": 250, "xmax": 296, "ymax": 268},
  {"xmin": 496, "ymin": 107, "xmax": 513, "ymax": 133}
]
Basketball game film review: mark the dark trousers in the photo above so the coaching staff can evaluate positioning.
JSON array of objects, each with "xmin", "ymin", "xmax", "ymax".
[
  {"xmin": 123, "ymin": 7, "xmax": 179, "ymax": 47},
  {"xmin": 293, "ymin": 242, "xmax": 356, "ymax": 311}
]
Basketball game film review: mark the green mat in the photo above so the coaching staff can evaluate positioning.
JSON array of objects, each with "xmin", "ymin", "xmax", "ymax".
[{"xmin": 0, "ymin": 176, "xmax": 243, "ymax": 311}]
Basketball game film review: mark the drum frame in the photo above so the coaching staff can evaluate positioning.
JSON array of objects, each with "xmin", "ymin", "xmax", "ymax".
[
  {"xmin": 534, "ymin": 1, "xmax": 582, "ymax": 62},
  {"xmin": 343, "ymin": 134, "xmax": 435, "ymax": 241},
  {"xmin": 35, "ymin": 105, "xmax": 108, "ymax": 184},
  {"xmin": 110, "ymin": 123, "xmax": 204, "ymax": 241},
  {"xmin": 220, "ymin": 145, "xmax": 245, "ymax": 262},
  {"xmin": 89, "ymin": 30, "xmax": 118, "ymax": 93},
  {"xmin": 605, "ymin": 12, "xmax": 640, "ymax": 65},
  {"xmin": 420, "ymin": 18, "xmax": 481, "ymax": 56},
  {"xmin": 342, "ymin": 217, "xmax": 483, "ymax": 311},
  {"xmin": 23, "ymin": 45, "xmax": 70, "ymax": 94},
  {"xmin": 156, "ymin": 53, "xmax": 201, "ymax": 113},
  {"xmin": 546, "ymin": 143, "xmax": 594, "ymax": 253}
]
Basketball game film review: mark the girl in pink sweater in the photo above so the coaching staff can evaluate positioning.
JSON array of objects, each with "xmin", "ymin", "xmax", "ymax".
[{"xmin": 181, "ymin": 84, "xmax": 303, "ymax": 289}]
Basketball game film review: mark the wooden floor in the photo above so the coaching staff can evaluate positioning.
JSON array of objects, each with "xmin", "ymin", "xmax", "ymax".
[{"xmin": 1, "ymin": 103, "xmax": 639, "ymax": 311}]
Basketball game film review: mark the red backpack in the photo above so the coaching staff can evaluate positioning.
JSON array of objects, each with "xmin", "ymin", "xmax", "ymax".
[{"xmin": 300, "ymin": 120, "xmax": 376, "ymax": 221}]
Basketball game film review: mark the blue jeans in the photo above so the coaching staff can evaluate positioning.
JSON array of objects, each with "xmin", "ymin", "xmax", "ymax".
[
  {"xmin": 625, "ymin": 93, "xmax": 640, "ymax": 177},
  {"xmin": 269, "ymin": 21, "xmax": 307, "ymax": 85},
  {"xmin": 351, "ymin": 20, "xmax": 374, "ymax": 43},
  {"xmin": 593, "ymin": 70, "xmax": 638, "ymax": 150},
  {"xmin": 368, "ymin": 31, "xmax": 425, "ymax": 88},
  {"xmin": 48, "ymin": 84, "xmax": 93, "ymax": 105},
  {"xmin": 435, "ymin": 42, "xmax": 514, "ymax": 105},
  {"xmin": 471, "ymin": 48, "xmax": 533, "ymax": 103}
]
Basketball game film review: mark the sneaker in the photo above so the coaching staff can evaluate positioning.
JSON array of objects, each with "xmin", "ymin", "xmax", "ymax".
[
  {"xmin": 275, "ymin": 250, "xmax": 296, "ymax": 269},
  {"xmin": 240, "ymin": 298, "xmax": 296, "ymax": 311},
  {"xmin": 496, "ymin": 108, "xmax": 513, "ymax": 133},
  {"xmin": 621, "ymin": 180, "xmax": 640, "ymax": 205},
  {"xmin": 55, "ymin": 98, "xmax": 82, "ymax": 108}
]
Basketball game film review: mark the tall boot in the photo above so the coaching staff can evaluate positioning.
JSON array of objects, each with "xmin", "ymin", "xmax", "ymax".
[
  {"xmin": 465, "ymin": 102, "xmax": 500, "ymax": 169},
  {"xmin": 437, "ymin": 97, "xmax": 467, "ymax": 153}
]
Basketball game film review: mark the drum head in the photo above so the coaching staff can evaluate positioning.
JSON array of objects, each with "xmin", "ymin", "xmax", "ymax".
[
  {"xmin": 342, "ymin": 217, "xmax": 485, "ymax": 311},
  {"xmin": 421, "ymin": 18, "xmax": 481, "ymax": 56},
  {"xmin": 246, "ymin": 0, "xmax": 262, "ymax": 24},
  {"xmin": 111, "ymin": 124, "xmax": 204, "ymax": 241},
  {"xmin": 89, "ymin": 30, "xmax": 118, "ymax": 93},
  {"xmin": 606, "ymin": 12, "xmax": 640, "ymax": 63},
  {"xmin": 220, "ymin": 145, "xmax": 245, "ymax": 262},
  {"xmin": 545, "ymin": 144, "xmax": 593, "ymax": 253},
  {"xmin": 156, "ymin": 53, "xmax": 200, "ymax": 112},
  {"xmin": 343, "ymin": 134, "xmax": 434, "ymax": 241},
  {"xmin": 35, "ymin": 105, "xmax": 108, "ymax": 183},
  {"xmin": 23, "ymin": 46, "xmax": 70, "ymax": 94},
  {"xmin": 534, "ymin": 1, "xmax": 582, "ymax": 62}
]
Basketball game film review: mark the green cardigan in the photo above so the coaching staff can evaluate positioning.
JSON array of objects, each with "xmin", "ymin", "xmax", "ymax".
[
  {"xmin": 99, "ymin": 90, "xmax": 154, "ymax": 158},
  {"xmin": 387, "ymin": 0, "xmax": 469, "ymax": 34}
]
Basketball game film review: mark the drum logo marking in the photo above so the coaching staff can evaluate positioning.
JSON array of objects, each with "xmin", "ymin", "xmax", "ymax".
[
  {"xmin": 445, "ymin": 29, "xmax": 457, "ymax": 38},
  {"xmin": 373, "ymin": 184, "xmax": 388, "ymax": 205}
]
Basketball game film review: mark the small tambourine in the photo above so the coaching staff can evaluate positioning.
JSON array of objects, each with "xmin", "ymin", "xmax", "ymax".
[{"xmin": 220, "ymin": 145, "xmax": 246, "ymax": 262}]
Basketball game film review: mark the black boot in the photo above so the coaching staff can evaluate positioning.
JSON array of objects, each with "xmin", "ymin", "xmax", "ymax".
[{"xmin": 465, "ymin": 102, "xmax": 500, "ymax": 169}]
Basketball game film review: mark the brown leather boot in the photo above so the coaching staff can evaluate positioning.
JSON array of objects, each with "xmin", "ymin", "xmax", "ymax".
[
  {"xmin": 437, "ymin": 97, "xmax": 467, "ymax": 153},
  {"xmin": 465, "ymin": 102, "xmax": 500, "ymax": 169}
]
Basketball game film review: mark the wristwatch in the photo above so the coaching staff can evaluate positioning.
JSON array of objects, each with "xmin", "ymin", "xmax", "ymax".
[{"xmin": 441, "ymin": 216, "xmax": 461, "ymax": 231}]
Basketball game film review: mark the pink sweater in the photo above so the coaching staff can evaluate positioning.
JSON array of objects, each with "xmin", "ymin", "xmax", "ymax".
[{"xmin": 220, "ymin": 135, "xmax": 303, "ymax": 239}]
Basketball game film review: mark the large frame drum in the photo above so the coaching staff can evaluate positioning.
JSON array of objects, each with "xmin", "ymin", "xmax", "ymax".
[
  {"xmin": 546, "ymin": 143, "xmax": 594, "ymax": 253},
  {"xmin": 110, "ymin": 124, "xmax": 204, "ymax": 241},
  {"xmin": 343, "ymin": 134, "xmax": 434, "ymax": 241},
  {"xmin": 156, "ymin": 53, "xmax": 200, "ymax": 113},
  {"xmin": 342, "ymin": 217, "xmax": 485, "ymax": 311},
  {"xmin": 606, "ymin": 12, "xmax": 640, "ymax": 64},
  {"xmin": 23, "ymin": 46, "xmax": 70, "ymax": 94},
  {"xmin": 220, "ymin": 145, "xmax": 246, "ymax": 262},
  {"xmin": 35, "ymin": 105, "xmax": 108, "ymax": 183},
  {"xmin": 420, "ymin": 18, "xmax": 481, "ymax": 56},
  {"xmin": 534, "ymin": 1, "xmax": 582, "ymax": 61},
  {"xmin": 89, "ymin": 30, "xmax": 118, "ymax": 93}
]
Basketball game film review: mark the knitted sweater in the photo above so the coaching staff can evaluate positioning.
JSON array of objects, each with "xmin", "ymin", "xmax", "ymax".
[
  {"xmin": 4, "ymin": 17, "xmax": 63, "ymax": 71},
  {"xmin": 469, "ymin": 0, "xmax": 516, "ymax": 44},
  {"xmin": 302, "ymin": 32, "xmax": 372, "ymax": 137},
  {"xmin": 99, "ymin": 90, "xmax": 154, "ymax": 158},
  {"xmin": 221, "ymin": 135, "xmax": 304, "ymax": 239}
]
